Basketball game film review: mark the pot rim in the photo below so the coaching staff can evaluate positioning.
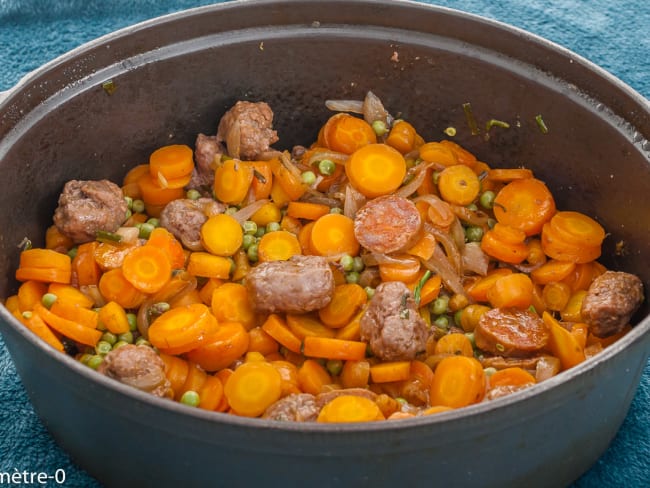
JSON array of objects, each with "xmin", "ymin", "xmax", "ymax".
[{"xmin": 1, "ymin": 0, "xmax": 649, "ymax": 434}]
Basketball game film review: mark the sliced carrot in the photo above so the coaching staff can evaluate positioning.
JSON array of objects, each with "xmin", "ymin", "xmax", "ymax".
[
  {"xmin": 148, "ymin": 303, "xmax": 219, "ymax": 355},
  {"xmin": 303, "ymin": 336, "xmax": 367, "ymax": 361},
  {"xmin": 429, "ymin": 355, "xmax": 486, "ymax": 408},
  {"xmin": 200, "ymin": 213, "xmax": 243, "ymax": 257},
  {"xmin": 211, "ymin": 282, "xmax": 255, "ymax": 330},
  {"xmin": 137, "ymin": 172, "xmax": 185, "ymax": 207},
  {"xmin": 480, "ymin": 228, "xmax": 529, "ymax": 264},
  {"xmin": 340, "ymin": 359, "xmax": 371, "ymax": 389},
  {"xmin": 297, "ymin": 359, "xmax": 332, "ymax": 395},
  {"xmin": 439, "ymin": 140, "xmax": 477, "ymax": 168},
  {"xmin": 14, "ymin": 309, "xmax": 65, "ymax": 352},
  {"xmin": 271, "ymin": 160, "xmax": 307, "ymax": 201},
  {"xmin": 323, "ymin": 113, "xmax": 377, "ymax": 154},
  {"xmin": 198, "ymin": 375, "xmax": 225, "ymax": 411},
  {"xmin": 224, "ymin": 361, "xmax": 282, "ymax": 417},
  {"xmin": 198, "ymin": 278, "xmax": 224, "ymax": 305},
  {"xmin": 317, "ymin": 395, "xmax": 384, "ymax": 423},
  {"xmin": 437, "ymin": 164, "xmax": 481, "ymax": 206},
  {"xmin": 159, "ymin": 353, "xmax": 190, "ymax": 397},
  {"xmin": 145, "ymin": 227, "xmax": 186, "ymax": 269},
  {"xmin": 407, "ymin": 272, "xmax": 442, "ymax": 307},
  {"xmin": 286, "ymin": 314, "xmax": 335, "ymax": 339},
  {"xmin": 530, "ymin": 260, "xmax": 576, "ymax": 285},
  {"xmin": 249, "ymin": 160, "xmax": 275, "ymax": 200},
  {"xmin": 213, "ymin": 159, "xmax": 254, "ymax": 205},
  {"xmin": 458, "ymin": 304, "xmax": 491, "ymax": 332},
  {"xmin": 269, "ymin": 177, "xmax": 292, "ymax": 207},
  {"xmin": 297, "ymin": 220, "xmax": 316, "ymax": 255},
  {"xmin": 541, "ymin": 223, "xmax": 601, "ymax": 264},
  {"xmin": 488, "ymin": 367, "xmax": 536, "ymax": 390},
  {"xmin": 50, "ymin": 302, "xmax": 99, "ymax": 329},
  {"xmin": 550, "ymin": 211, "xmax": 605, "ymax": 248},
  {"xmin": 466, "ymin": 268, "xmax": 513, "ymax": 302},
  {"xmin": 422, "ymin": 405, "xmax": 454, "ymax": 415},
  {"xmin": 261, "ymin": 314, "xmax": 302, "ymax": 354},
  {"xmin": 271, "ymin": 360, "xmax": 301, "ymax": 396},
  {"xmin": 486, "ymin": 168, "xmax": 534, "ymax": 182},
  {"xmin": 570, "ymin": 323, "xmax": 589, "ymax": 350},
  {"xmin": 560, "ymin": 290, "xmax": 588, "ymax": 323},
  {"xmin": 121, "ymin": 245, "xmax": 172, "ymax": 294},
  {"xmin": 369, "ymin": 361, "xmax": 412, "ymax": 383},
  {"xmin": 247, "ymin": 326, "xmax": 280, "ymax": 356},
  {"xmin": 318, "ymin": 283, "xmax": 368, "ymax": 328},
  {"xmin": 542, "ymin": 311, "xmax": 585, "ymax": 370},
  {"xmin": 345, "ymin": 143, "xmax": 407, "ymax": 198},
  {"xmin": 385, "ymin": 120, "xmax": 418, "ymax": 154},
  {"xmin": 16, "ymin": 249, "xmax": 72, "ymax": 284},
  {"xmin": 542, "ymin": 282, "xmax": 572, "ymax": 312},
  {"xmin": 257, "ymin": 230, "xmax": 302, "ymax": 262},
  {"xmin": 149, "ymin": 144, "xmax": 194, "ymax": 184},
  {"xmin": 434, "ymin": 333, "xmax": 474, "ymax": 357},
  {"xmin": 48, "ymin": 283, "xmax": 94, "ymax": 308},
  {"xmin": 280, "ymin": 214, "xmax": 303, "ymax": 235},
  {"xmin": 98, "ymin": 268, "xmax": 146, "ymax": 309},
  {"xmin": 17, "ymin": 281, "xmax": 48, "ymax": 312},
  {"xmin": 486, "ymin": 272, "xmax": 534, "ymax": 309},
  {"xmin": 250, "ymin": 201, "xmax": 282, "ymax": 227},
  {"xmin": 98, "ymin": 301, "xmax": 130, "ymax": 334},
  {"xmin": 186, "ymin": 321, "xmax": 250, "ymax": 372},
  {"xmin": 526, "ymin": 238, "xmax": 546, "ymax": 266},
  {"xmin": 231, "ymin": 249, "xmax": 251, "ymax": 282},
  {"xmin": 72, "ymin": 241, "xmax": 101, "ymax": 286},
  {"xmin": 493, "ymin": 177, "xmax": 556, "ymax": 236},
  {"xmin": 187, "ymin": 252, "xmax": 233, "ymax": 279},
  {"xmin": 123, "ymin": 163, "xmax": 150, "ymax": 187},
  {"xmin": 34, "ymin": 303, "xmax": 102, "ymax": 347},
  {"xmin": 334, "ymin": 310, "xmax": 364, "ymax": 341},
  {"xmin": 45, "ymin": 225, "xmax": 73, "ymax": 251},
  {"xmin": 406, "ymin": 232, "xmax": 437, "ymax": 261},
  {"xmin": 178, "ymin": 362, "xmax": 208, "ymax": 401},
  {"xmin": 418, "ymin": 141, "xmax": 458, "ymax": 166},
  {"xmin": 309, "ymin": 213, "xmax": 359, "ymax": 257},
  {"xmin": 286, "ymin": 201, "xmax": 331, "ymax": 221},
  {"xmin": 378, "ymin": 254, "xmax": 422, "ymax": 283}
]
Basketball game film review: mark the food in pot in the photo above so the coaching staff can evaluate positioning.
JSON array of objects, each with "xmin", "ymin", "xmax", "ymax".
[{"xmin": 6, "ymin": 92, "xmax": 645, "ymax": 422}]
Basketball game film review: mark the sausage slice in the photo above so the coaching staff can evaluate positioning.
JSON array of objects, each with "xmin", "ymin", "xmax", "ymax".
[
  {"xmin": 475, "ymin": 308, "xmax": 549, "ymax": 357},
  {"xmin": 354, "ymin": 194, "xmax": 422, "ymax": 254}
]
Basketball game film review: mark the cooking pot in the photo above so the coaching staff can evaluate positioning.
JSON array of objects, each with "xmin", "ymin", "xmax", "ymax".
[{"xmin": 0, "ymin": 1, "xmax": 648, "ymax": 486}]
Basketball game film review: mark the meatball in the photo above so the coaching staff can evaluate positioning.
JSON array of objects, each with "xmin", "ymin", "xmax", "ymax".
[
  {"xmin": 581, "ymin": 271, "xmax": 644, "ymax": 337},
  {"xmin": 360, "ymin": 281, "xmax": 428, "ymax": 361},
  {"xmin": 159, "ymin": 197, "xmax": 226, "ymax": 251},
  {"xmin": 98, "ymin": 345, "xmax": 172, "ymax": 398},
  {"xmin": 262, "ymin": 393, "xmax": 319, "ymax": 422},
  {"xmin": 245, "ymin": 255, "xmax": 335, "ymax": 314},
  {"xmin": 216, "ymin": 101, "xmax": 279, "ymax": 160},
  {"xmin": 187, "ymin": 133, "xmax": 224, "ymax": 193},
  {"xmin": 53, "ymin": 179, "xmax": 127, "ymax": 244}
]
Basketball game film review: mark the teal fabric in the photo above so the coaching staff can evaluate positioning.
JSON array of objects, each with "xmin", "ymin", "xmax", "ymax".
[{"xmin": 1, "ymin": 1, "xmax": 648, "ymax": 486}]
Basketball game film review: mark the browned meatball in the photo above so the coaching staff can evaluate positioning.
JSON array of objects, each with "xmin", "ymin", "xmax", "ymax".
[
  {"xmin": 581, "ymin": 271, "xmax": 644, "ymax": 337},
  {"xmin": 354, "ymin": 195, "xmax": 422, "ymax": 255},
  {"xmin": 98, "ymin": 345, "xmax": 172, "ymax": 398},
  {"xmin": 245, "ymin": 255, "xmax": 335, "ymax": 314},
  {"xmin": 159, "ymin": 198, "xmax": 226, "ymax": 251},
  {"xmin": 216, "ymin": 101, "xmax": 279, "ymax": 160},
  {"xmin": 475, "ymin": 308, "xmax": 549, "ymax": 357},
  {"xmin": 262, "ymin": 393, "xmax": 319, "ymax": 422},
  {"xmin": 360, "ymin": 281, "xmax": 428, "ymax": 361},
  {"xmin": 53, "ymin": 179, "xmax": 127, "ymax": 244},
  {"xmin": 315, "ymin": 388, "xmax": 378, "ymax": 410},
  {"xmin": 187, "ymin": 133, "xmax": 224, "ymax": 192}
]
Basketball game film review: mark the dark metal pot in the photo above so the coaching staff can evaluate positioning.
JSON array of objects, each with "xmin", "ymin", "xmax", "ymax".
[{"xmin": 0, "ymin": 1, "xmax": 648, "ymax": 486}]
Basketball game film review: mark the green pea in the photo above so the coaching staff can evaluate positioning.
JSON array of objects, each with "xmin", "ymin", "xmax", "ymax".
[
  {"xmin": 225, "ymin": 206, "xmax": 238, "ymax": 216},
  {"xmin": 434, "ymin": 315, "xmax": 449, "ymax": 329},
  {"xmin": 454, "ymin": 309, "xmax": 464, "ymax": 327},
  {"xmin": 329, "ymin": 207, "xmax": 343, "ymax": 214},
  {"xmin": 466, "ymin": 203, "xmax": 478, "ymax": 212},
  {"xmin": 487, "ymin": 218, "xmax": 497, "ymax": 229},
  {"xmin": 86, "ymin": 355, "xmax": 104, "ymax": 370},
  {"xmin": 78, "ymin": 353, "xmax": 93, "ymax": 365},
  {"xmin": 254, "ymin": 226, "xmax": 266, "ymax": 238},
  {"xmin": 41, "ymin": 293, "xmax": 58, "ymax": 309},
  {"xmin": 132, "ymin": 199, "xmax": 145, "ymax": 214},
  {"xmin": 372, "ymin": 120, "xmax": 388, "ymax": 136},
  {"xmin": 146, "ymin": 217, "xmax": 160, "ymax": 228},
  {"xmin": 180, "ymin": 390, "xmax": 201, "ymax": 407},
  {"xmin": 124, "ymin": 196, "xmax": 133, "ymax": 210},
  {"xmin": 339, "ymin": 254, "xmax": 354, "ymax": 272},
  {"xmin": 126, "ymin": 313, "xmax": 138, "ymax": 331},
  {"xmin": 117, "ymin": 331, "xmax": 134, "ymax": 344},
  {"xmin": 318, "ymin": 159, "xmax": 336, "ymax": 176},
  {"xmin": 465, "ymin": 332, "xmax": 476, "ymax": 348},
  {"xmin": 432, "ymin": 171, "xmax": 441, "ymax": 185},
  {"xmin": 266, "ymin": 222, "xmax": 281, "ymax": 233},
  {"xmin": 247, "ymin": 243, "xmax": 259, "ymax": 262},
  {"xmin": 326, "ymin": 359, "xmax": 344, "ymax": 376},
  {"xmin": 101, "ymin": 332, "xmax": 117, "ymax": 346},
  {"xmin": 151, "ymin": 302, "xmax": 171, "ymax": 315},
  {"xmin": 364, "ymin": 286, "xmax": 375, "ymax": 300},
  {"xmin": 67, "ymin": 247, "xmax": 78, "ymax": 260},
  {"xmin": 124, "ymin": 209, "xmax": 132, "ymax": 220},
  {"xmin": 135, "ymin": 337, "xmax": 151, "ymax": 347},
  {"xmin": 483, "ymin": 367, "xmax": 497, "ymax": 377},
  {"xmin": 479, "ymin": 190, "xmax": 496, "ymax": 210},
  {"xmin": 465, "ymin": 226, "xmax": 484, "ymax": 242},
  {"xmin": 301, "ymin": 170, "xmax": 316, "ymax": 185},
  {"xmin": 186, "ymin": 189, "xmax": 201, "ymax": 200},
  {"xmin": 95, "ymin": 341, "xmax": 113, "ymax": 355},
  {"xmin": 352, "ymin": 256, "xmax": 365, "ymax": 273},
  {"xmin": 138, "ymin": 222, "xmax": 155, "ymax": 239},
  {"xmin": 430, "ymin": 296, "xmax": 449, "ymax": 316},
  {"xmin": 242, "ymin": 234, "xmax": 256, "ymax": 250},
  {"xmin": 242, "ymin": 220, "xmax": 258, "ymax": 235},
  {"xmin": 345, "ymin": 271, "xmax": 360, "ymax": 284},
  {"xmin": 113, "ymin": 340, "xmax": 129, "ymax": 350}
]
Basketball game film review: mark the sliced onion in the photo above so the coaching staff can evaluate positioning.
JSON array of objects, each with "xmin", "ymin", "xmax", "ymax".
[
  {"xmin": 423, "ymin": 244, "xmax": 465, "ymax": 296},
  {"xmin": 449, "ymin": 218, "xmax": 466, "ymax": 251},
  {"xmin": 343, "ymin": 183, "xmax": 366, "ymax": 219},
  {"xmin": 424, "ymin": 222, "xmax": 462, "ymax": 274},
  {"xmin": 461, "ymin": 242, "xmax": 490, "ymax": 276},
  {"xmin": 305, "ymin": 149, "xmax": 348, "ymax": 166},
  {"xmin": 362, "ymin": 252, "xmax": 417, "ymax": 267},
  {"xmin": 279, "ymin": 150, "xmax": 304, "ymax": 181},
  {"xmin": 362, "ymin": 91, "xmax": 392, "ymax": 128},
  {"xmin": 450, "ymin": 204, "xmax": 491, "ymax": 228},
  {"xmin": 225, "ymin": 120, "xmax": 241, "ymax": 159},
  {"xmin": 412, "ymin": 194, "xmax": 455, "ymax": 229},
  {"xmin": 231, "ymin": 199, "xmax": 269, "ymax": 225},
  {"xmin": 115, "ymin": 226, "xmax": 140, "ymax": 245},
  {"xmin": 79, "ymin": 285, "xmax": 106, "ymax": 308},
  {"xmin": 325, "ymin": 99, "xmax": 364, "ymax": 114},
  {"xmin": 394, "ymin": 164, "xmax": 429, "ymax": 198}
]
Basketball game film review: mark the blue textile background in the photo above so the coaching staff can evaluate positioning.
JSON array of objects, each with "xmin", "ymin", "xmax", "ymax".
[{"xmin": 0, "ymin": 1, "xmax": 648, "ymax": 486}]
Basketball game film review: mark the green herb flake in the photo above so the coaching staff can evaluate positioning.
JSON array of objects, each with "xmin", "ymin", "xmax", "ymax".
[
  {"xmin": 462, "ymin": 102, "xmax": 480, "ymax": 135},
  {"xmin": 96, "ymin": 230, "xmax": 122, "ymax": 243},
  {"xmin": 485, "ymin": 119, "xmax": 510, "ymax": 131},
  {"xmin": 413, "ymin": 270, "xmax": 432, "ymax": 307},
  {"xmin": 102, "ymin": 80, "xmax": 117, "ymax": 96},
  {"xmin": 535, "ymin": 114, "xmax": 549, "ymax": 134}
]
